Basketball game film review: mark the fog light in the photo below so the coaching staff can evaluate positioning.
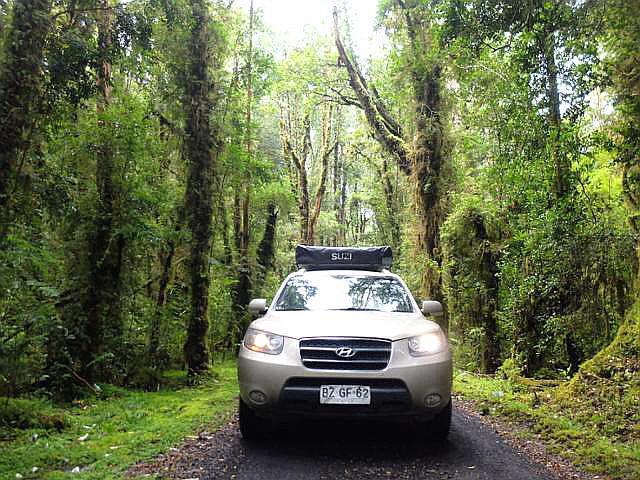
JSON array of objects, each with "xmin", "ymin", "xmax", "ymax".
[
  {"xmin": 425, "ymin": 393, "xmax": 441, "ymax": 407},
  {"xmin": 249, "ymin": 390, "xmax": 267, "ymax": 404}
]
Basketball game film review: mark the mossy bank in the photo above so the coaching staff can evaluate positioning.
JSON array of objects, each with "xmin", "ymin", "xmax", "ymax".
[
  {"xmin": 0, "ymin": 362, "xmax": 238, "ymax": 480},
  {"xmin": 454, "ymin": 363, "xmax": 640, "ymax": 480}
]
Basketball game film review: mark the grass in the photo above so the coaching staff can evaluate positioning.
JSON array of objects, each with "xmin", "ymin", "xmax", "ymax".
[
  {"xmin": 0, "ymin": 361, "xmax": 239, "ymax": 479},
  {"xmin": 453, "ymin": 369, "xmax": 640, "ymax": 480}
]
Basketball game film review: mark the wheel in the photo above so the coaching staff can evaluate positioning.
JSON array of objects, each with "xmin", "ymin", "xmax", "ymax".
[
  {"xmin": 238, "ymin": 398, "xmax": 264, "ymax": 441},
  {"xmin": 428, "ymin": 399, "xmax": 452, "ymax": 440}
]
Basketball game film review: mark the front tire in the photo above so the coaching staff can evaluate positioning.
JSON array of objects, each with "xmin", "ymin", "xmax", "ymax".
[
  {"xmin": 429, "ymin": 399, "xmax": 452, "ymax": 440},
  {"xmin": 239, "ymin": 398, "xmax": 264, "ymax": 441}
]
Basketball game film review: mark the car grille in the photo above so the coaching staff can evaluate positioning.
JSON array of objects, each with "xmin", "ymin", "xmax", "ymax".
[{"xmin": 299, "ymin": 337, "xmax": 392, "ymax": 370}]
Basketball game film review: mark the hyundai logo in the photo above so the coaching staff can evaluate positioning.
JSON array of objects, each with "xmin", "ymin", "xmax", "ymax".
[{"xmin": 335, "ymin": 346, "xmax": 356, "ymax": 358}]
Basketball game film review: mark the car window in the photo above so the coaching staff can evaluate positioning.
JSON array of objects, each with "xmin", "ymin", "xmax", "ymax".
[{"xmin": 273, "ymin": 275, "xmax": 413, "ymax": 312}]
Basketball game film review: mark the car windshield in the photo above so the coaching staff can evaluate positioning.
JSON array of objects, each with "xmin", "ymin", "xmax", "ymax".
[{"xmin": 273, "ymin": 274, "xmax": 413, "ymax": 312}]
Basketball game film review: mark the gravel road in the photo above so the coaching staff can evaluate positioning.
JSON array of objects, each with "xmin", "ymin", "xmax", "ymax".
[{"xmin": 130, "ymin": 405, "xmax": 562, "ymax": 480}]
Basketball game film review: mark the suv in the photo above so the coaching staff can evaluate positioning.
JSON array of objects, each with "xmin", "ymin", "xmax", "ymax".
[{"xmin": 237, "ymin": 245, "xmax": 452, "ymax": 440}]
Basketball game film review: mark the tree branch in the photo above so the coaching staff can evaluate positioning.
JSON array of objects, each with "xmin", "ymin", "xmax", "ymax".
[{"xmin": 333, "ymin": 7, "xmax": 410, "ymax": 175}]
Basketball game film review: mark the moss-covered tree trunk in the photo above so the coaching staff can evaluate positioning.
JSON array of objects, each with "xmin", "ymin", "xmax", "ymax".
[
  {"xmin": 232, "ymin": 0, "xmax": 253, "ymax": 325},
  {"xmin": 409, "ymin": 59, "xmax": 446, "ymax": 309},
  {"xmin": 0, "ymin": 0, "xmax": 52, "ymax": 227},
  {"xmin": 183, "ymin": 0, "xmax": 220, "ymax": 375},
  {"xmin": 381, "ymin": 157, "xmax": 401, "ymax": 253},
  {"xmin": 442, "ymin": 206, "xmax": 500, "ymax": 373},
  {"xmin": 256, "ymin": 202, "xmax": 278, "ymax": 288},
  {"xmin": 280, "ymin": 111, "xmax": 312, "ymax": 243},
  {"xmin": 308, "ymin": 105, "xmax": 337, "ymax": 244},
  {"xmin": 80, "ymin": 0, "xmax": 126, "ymax": 381}
]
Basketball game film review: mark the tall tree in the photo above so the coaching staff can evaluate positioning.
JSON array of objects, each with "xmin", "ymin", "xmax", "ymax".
[
  {"xmin": 182, "ymin": 0, "xmax": 223, "ymax": 374},
  {"xmin": 256, "ymin": 202, "xmax": 278, "ymax": 287},
  {"xmin": 75, "ymin": 0, "xmax": 127, "ymax": 381},
  {"xmin": 232, "ymin": 0, "xmax": 254, "ymax": 318},
  {"xmin": 0, "ymin": 0, "xmax": 52, "ymax": 226},
  {"xmin": 280, "ymin": 102, "xmax": 337, "ymax": 244}
]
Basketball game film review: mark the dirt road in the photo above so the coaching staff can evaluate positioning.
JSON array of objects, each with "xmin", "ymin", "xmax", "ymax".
[{"xmin": 131, "ymin": 405, "xmax": 561, "ymax": 479}]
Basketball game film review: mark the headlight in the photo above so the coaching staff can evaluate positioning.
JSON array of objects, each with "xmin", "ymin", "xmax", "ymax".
[
  {"xmin": 408, "ymin": 331, "xmax": 446, "ymax": 356},
  {"xmin": 243, "ymin": 328, "xmax": 284, "ymax": 355}
]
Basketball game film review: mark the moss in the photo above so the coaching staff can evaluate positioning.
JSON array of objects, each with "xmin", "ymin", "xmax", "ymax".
[
  {"xmin": 556, "ymin": 301, "xmax": 640, "ymax": 444},
  {"xmin": 0, "ymin": 361, "xmax": 238, "ymax": 479},
  {"xmin": 0, "ymin": 398, "xmax": 69, "ymax": 432},
  {"xmin": 454, "ymin": 367, "xmax": 640, "ymax": 480},
  {"xmin": 441, "ymin": 195, "xmax": 501, "ymax": 373}
]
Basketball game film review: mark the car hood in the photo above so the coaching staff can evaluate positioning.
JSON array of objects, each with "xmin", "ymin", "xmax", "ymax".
[{"xmin": 249, "ymin": 310, "xmax": 441, "ymax": 341}]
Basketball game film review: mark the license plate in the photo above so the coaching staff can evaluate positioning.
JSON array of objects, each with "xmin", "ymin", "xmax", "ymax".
[{"xmin": 319, "ymin": 385, "xmax": 371, "ymax": 404}]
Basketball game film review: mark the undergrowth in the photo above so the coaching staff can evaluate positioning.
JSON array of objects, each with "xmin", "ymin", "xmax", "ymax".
[
  {"xmin": 454, "ymin": 366, "xmax": 640, "ymax": 480},
  {"xmin": 0, "ymin": 361, "xmax": 238, "ymax": 479}
]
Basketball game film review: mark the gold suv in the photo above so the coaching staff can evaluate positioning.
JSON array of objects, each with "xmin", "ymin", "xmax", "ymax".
[{"xmin": 237, "ymin": 246, "xmax": 452, "ymax": 440}]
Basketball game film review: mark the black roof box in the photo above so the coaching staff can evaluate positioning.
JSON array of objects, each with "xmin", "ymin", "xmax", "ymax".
[{"xmin": 295, "ymin": 245, "xmax": 393, "ymax": 271}]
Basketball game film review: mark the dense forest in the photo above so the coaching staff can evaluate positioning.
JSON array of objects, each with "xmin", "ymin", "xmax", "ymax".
[{"xmin": 0, "ymin": 0, "xmax": 638, "ymax": 469}]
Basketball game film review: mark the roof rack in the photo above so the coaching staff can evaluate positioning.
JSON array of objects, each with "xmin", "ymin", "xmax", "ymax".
[{"xmin": 295, "ymin": 245, "xmax": 393, "ymax": 271}]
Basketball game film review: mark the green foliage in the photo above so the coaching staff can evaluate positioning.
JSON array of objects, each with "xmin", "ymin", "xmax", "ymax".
[
  {"xmin": 557, "ymin": 300, "xmax": 640, "ymax": 446},
  {"xmin": 491, "ymin": 194, "xmax": 634, "ymax": 374},
  {"xmin": 0, "ymin": 221, "xmax": 65, "ymax": 396},
  {"xmin": 442, "ymin": 195, "xmax": 500, "ymax": 373},
  {"xmin": 0, "ymin": 361, "xmax": 238, "ymax": 479},
  {"xmin": 454, "ymin": 369, "xmax": 640, "ymax": 480},
  {"xmin": 0, "ymin": 398, "xmax": 68, "ymax": 431},
  {"xmin": 442, "ymin": 0, "xmax": 635, "ymax": 378},
  {"xmin": 442, "ymin": 184, "xmax": 634, "ymax": 378}
]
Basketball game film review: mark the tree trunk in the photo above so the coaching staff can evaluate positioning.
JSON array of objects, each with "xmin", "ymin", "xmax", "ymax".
[
  {"xmin": 339, "ymin": 164, "xmax": 347, "ymax": 244},
  {"xmin": 237, "ymin": 0, "xmax": 253, "ymax": 305},
  {"xmin": 382, "ymin": 157, "xmax": 401, "ymax": 252},
  {"xmin": 300, "ymin": 170, "xmax": 310, "ymax": 243},
  {"xmin": 232, "ymin": 0, "xmax": 254, "ymax": 329},
  {"xmin": 333, "ymin": 141, "xmax": 346, "ymax": 246},
  {"xmin": 149, "ymin": 211, "xmax": 183, "ymax": 367},
  {"xmin": 308, "ymin": 105, "xmax": 336, "ymax": 244},
  {"xmin": 281, "ymin": 110, "xmax": 312, "ymax": 244},
  {"xmin": 411, "ymin": 63, "xmax": 446, "ymax": 304},
  {"xmin": 477, "ymin": 221, "xmax": 500, "ymax": 374},
  {"xmin": 80, "ymin": 0, "xmax": 126, "ymax": 381},
  {"xmin": 542, "ymin": 30, "xmax": 570, "ymax": 199},
  {"xmin": 183, "ymin": 0, "xmax": 219, "ymax": 375},
  {"xmin": 218, "ymin": 196, "xmax": 233, "ymax": 265},
  {"xmin": 149, "ymin": 238, "xmax": 175, "ymax": 366},
  {"xmin": 0, "ymin": 0, "xmax": 52, "ymax": 228},
  {"xmin": 256, "ymin": 202, "xmax": 278, "ymax": 287},
  {"xmin": 233, "ymin": 192, "xmax": 241, "ymax": 252}
]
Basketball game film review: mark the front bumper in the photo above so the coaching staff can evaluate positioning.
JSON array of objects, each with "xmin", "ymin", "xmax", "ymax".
[{"xmin": 238, "ymin": 337, "xmax": 452, "ymax": 419}]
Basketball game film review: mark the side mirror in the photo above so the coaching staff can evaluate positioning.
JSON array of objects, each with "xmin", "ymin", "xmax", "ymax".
[
  {"xmin": 421, "ymin": 300, "xmax": 443, "ymax": 317},
  {"xmin": 248, "ymin": 298, "xmax": 268, "ymax": 316}
]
